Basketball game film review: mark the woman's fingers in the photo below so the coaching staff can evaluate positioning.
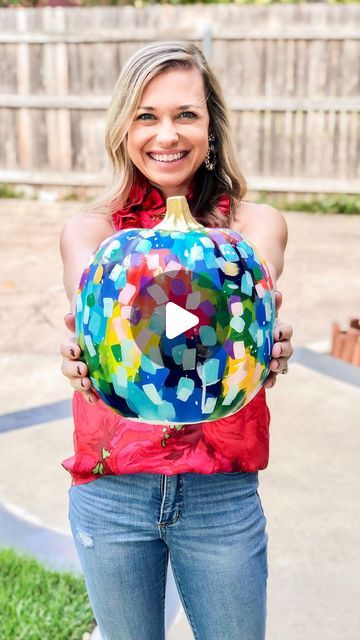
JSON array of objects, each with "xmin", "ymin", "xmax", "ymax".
[
  {"xmin": 64, "ymin": 313, "xmax": 76, "ymax": 333},
  {"xmin": 264, "ymin": 317, "xmax": 294, "ymax": 389},
  {"xmin": 269, "ymin": 356, "xmax": 289, "ymax": 373},
  {"xmin": 61, "ymin": 357, "xmax": 87, "ymax": 379},
  {"xmin": 274, "ymin": 321, "xmax": 293, "ymax": 345},
  {"xmin": 264, "ymin": 371, "xmax": 277, "ymax": 389},
  {"xmin": 61, "ymin": 314, "xmax": 98, "ymax": 404},
  {"xmin": 60, "ymin": 339, "xmax": 81, "ymax": 360},
  {"xmin": 61, "ymin": 357, "xmax": 99, "ymax": 404},
  {"xmin": 69, "ymin": 375, "xmax": 99, "ymax": 403},
  {"xmin": 271, "ymin": 339, "xmax": 294, "ymax": 361},
  {"xmin": 83, "ymin": 390, "xmax": 99, "ymax": 404},
  {"xmin": 71, "ymin": 375, "xmax": 92, "ymax": 392}
]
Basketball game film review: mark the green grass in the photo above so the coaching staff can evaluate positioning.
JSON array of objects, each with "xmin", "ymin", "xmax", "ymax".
[
  {"xmin": 0, "ymin": 547, "xmax": 95, "ymax": 640},
  {"xmin": 257, "ymin": 193, "xmax": 360, "ymax": 215}
]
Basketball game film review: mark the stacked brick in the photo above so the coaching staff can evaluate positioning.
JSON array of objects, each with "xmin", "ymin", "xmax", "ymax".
[{"xmin": 331, "ymin": 319, "xmax": 360, "ymax": 367}]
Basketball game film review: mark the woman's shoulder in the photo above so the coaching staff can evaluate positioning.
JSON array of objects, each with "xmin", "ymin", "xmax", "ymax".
[
  {"xmin": 230, "ymin": 199, "xmax": 288, "ymax": 283},
  {"xmin": 232, "ymin": 200, "xmax": 287, "ymax": 236},
  {"xmin": 61, "ymin": 209, "xmax": 114, "ymax": 249},
  {"xmin": 60, "ymin": 209, "xmax": 116, "ymax": 302}
]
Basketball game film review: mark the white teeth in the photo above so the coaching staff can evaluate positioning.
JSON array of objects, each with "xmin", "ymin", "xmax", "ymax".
[{"xmin": 149, "ymin": 151, "xmax": 186, "ymax": 162}]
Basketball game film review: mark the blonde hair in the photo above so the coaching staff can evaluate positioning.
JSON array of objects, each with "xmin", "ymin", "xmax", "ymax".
[{"xmin": 86, "ymin": 41, "xmax": 247, "ymax": 228}]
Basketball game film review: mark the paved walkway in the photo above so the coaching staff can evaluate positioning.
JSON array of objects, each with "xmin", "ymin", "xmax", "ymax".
[{"xmin": 0, "ymin": 200, "xmax": 359, "ymax": 639}]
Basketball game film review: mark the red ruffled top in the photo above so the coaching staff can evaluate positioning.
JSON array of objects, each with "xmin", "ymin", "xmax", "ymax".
[
  {"xmin": 62, "ymin": 177, "xmax": 270, "ymax": 485},
  {"xmin": 111, "ymin": 173, "xmax": 232, "ymax": 230}
]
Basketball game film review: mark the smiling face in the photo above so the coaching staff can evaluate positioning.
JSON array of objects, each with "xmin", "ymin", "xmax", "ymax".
[{"xmin": 126, "ymin": 67, "xmax": 211, "ymax": 199}]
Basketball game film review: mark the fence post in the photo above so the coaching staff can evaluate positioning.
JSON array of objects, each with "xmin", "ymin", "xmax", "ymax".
[{"xmin": 201, "ymin": 23, "xmax": 213, "ymax": 63}]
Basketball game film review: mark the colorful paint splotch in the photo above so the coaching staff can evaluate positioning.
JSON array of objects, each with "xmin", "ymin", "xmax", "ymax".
[{"xmin": 76, "ymin": 226, "xmax": 275, "ymax": 424}]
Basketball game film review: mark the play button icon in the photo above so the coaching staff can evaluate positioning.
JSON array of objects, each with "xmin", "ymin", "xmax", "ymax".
[
  {"xmin": 165, "ymin": 301, "xmax": 199, "ymax": 339},
  {"xmin": 129, "ymin": 268, "xmax": 230, "ymax": 368}
]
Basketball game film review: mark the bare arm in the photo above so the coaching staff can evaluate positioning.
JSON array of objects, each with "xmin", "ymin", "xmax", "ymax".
[
  {"xmin": 60, "ymin": 211, "xmax": 114, "ymax": 402},
  {"xmin": 237, "ymin": 203, "xmax": 288, "ymax": 287},
  {"xmin": 233, "ymin": 203, "xmax": 292, "ymax": 387},
  {"xmin": 60, "ymin": 212, "xmax": 114, "ymax": 310}
]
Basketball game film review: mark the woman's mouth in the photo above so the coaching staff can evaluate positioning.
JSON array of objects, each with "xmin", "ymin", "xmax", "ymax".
[{"xmin": 147, "ymin": 151, "xmax": 189, "ymax": 164}]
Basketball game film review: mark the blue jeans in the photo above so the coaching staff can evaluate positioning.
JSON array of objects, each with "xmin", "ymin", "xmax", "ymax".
[{"xmin": 68, "ymin": 472, "xmax": 268, "ymax": 640}]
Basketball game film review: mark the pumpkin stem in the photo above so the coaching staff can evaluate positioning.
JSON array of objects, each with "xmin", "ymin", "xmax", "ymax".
[{"xmin": 154, "ymin": 196, "xmax": 204, "ymax": 232}]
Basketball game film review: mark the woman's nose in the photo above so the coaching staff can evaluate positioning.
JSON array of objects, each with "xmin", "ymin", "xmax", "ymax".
[{"xmin": 156, "ymin": 119, "xmax": 179, "ymax": 146}]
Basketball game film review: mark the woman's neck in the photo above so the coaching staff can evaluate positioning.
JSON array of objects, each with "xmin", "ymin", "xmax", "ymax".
[{"xmin": 147, "ymin": 180, "xmax": 191, "ymax": 201}]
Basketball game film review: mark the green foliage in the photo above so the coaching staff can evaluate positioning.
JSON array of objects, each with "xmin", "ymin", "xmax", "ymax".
[
  {"xmin": 62, "ymin": 191, "xmax": 81, "ymax": 201},
  {"xmin": 0, "ymin": 184, "xmax": 25, "ymax": 199},
  {"xmin": 257, "ymin": 192, "xmax": 360, "ymax": 215},
  {"xmin": 0, "ymin": 547, "xmax": 95, "ymax": 640},
  {"xmin": 0, "ymin": 0, "xmax": 44, "ymax": 6}
]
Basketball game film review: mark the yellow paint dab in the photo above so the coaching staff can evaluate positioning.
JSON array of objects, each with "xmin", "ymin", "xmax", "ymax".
[{"xmin": 94, "ymin": 265, "xmax": 104, "ymax": 284}]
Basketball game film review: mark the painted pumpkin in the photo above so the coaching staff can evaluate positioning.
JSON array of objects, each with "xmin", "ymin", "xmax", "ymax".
[{"xmin": 76, "ymin": 196, "xmax": 275, "ymax": 424}]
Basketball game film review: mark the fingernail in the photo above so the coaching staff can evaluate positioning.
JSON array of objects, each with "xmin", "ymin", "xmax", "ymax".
[{"xmin": 70, "ymin": 348, "xmax": 75, "ymax": 357}]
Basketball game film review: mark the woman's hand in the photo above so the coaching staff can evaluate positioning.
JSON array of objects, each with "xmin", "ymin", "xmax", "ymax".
[
  {"xmin": 60, "ymin": 313, "xmax": 99, "ymax": 404},
  {"xmin": 60, "ymin": 291, "xmax": 293, "ymax": 399},
  {"xmin": 264, "ymin": 290, "xmax": 293, "ymax": 389}
]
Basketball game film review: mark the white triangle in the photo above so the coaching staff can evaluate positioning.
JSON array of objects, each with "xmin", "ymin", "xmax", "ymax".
[{"xmin": 165, "ymin": 301, "xmax": 199, "ymax": 340}]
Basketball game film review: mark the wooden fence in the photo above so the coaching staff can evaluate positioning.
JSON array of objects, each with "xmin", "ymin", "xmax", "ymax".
[{"xmin": 0, "ymin": 4, "xmax": 359, "ymax": 196}]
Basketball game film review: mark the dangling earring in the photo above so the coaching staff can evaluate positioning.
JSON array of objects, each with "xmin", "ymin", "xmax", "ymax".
[{"xmin": 204, "ymin": 132, "xmax": 217, "ymax": 171}]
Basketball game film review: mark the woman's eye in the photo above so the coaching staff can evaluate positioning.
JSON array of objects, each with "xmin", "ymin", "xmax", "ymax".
[
  {"xmin": 179, "ymin": 111, "xmax": 197, "ymax": 119},
  {"xmin": 136, "ymin": 111, "xmax": 197, "ymax": 122},
  {"xmin": 137, "ymin": 113, "xmax": 155, "ymax": 121}
]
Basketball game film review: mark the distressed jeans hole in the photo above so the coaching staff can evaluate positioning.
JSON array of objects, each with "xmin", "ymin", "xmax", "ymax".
[{"xmin": 77, "ymin": 529, "xmax": 93, "ymax": 548}]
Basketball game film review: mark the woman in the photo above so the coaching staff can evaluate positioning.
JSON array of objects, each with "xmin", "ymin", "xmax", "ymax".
[{"xmin": 60, "ymin": 42, "xmax": 293, "ymax": 640}]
